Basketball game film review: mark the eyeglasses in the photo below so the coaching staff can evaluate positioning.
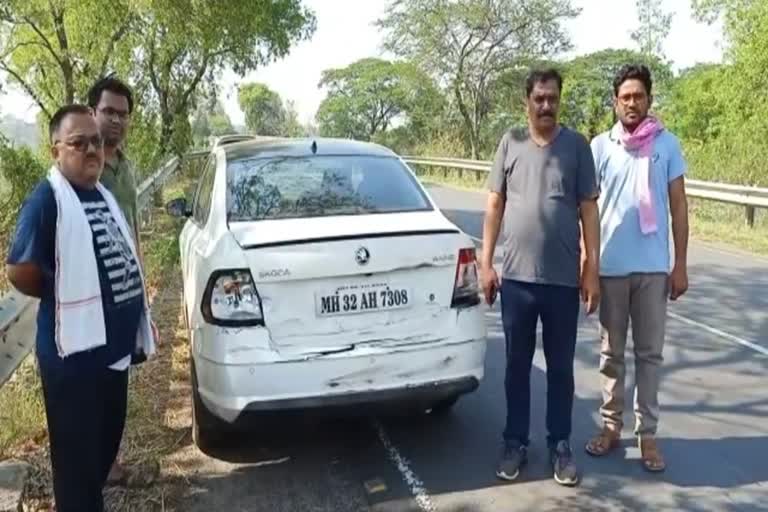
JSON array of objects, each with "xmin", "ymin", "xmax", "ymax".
[
  {"xmin": 55, "ymin": 135, "xmax": 104, "ymax": 152},
  {"xmin": 98, "ymin": 107, "xmax": 130, "ymax": 121}
]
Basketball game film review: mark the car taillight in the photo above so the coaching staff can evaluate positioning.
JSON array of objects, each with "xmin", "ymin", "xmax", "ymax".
[
  {"xmin": 451, "ymin": 248, "xmax": 481, "ymax": 308},
  {"xmin": 201, "ymin": 269, "xmax": 264, "ymax": 326}
]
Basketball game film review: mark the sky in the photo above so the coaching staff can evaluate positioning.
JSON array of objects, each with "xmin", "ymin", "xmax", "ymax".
[{"xmin": 1, "ymin": 0, "xmax": 724, "ymax": 126}]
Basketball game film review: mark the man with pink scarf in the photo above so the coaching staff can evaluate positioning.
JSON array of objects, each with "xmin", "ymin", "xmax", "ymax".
[{"xmin": 584, "ymin": 64, "xmax": 689, "ymax": 473}]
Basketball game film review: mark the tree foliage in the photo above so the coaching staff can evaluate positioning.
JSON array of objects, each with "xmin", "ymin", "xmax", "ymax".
[
  {"xmin": 631, "ymin": 0, "xmax": 673, "ymax": 61},
  {"xmin": 191, "ymin": 100, "xmax": 236, "ymax": 148},
  {"xmin": 376, "ymin": 0, "xmax": 580, "ymax": 158},
  {"xmin": 0, "ymin": 0, "xmax": 135, "ymax": 118},
  {"xmin": 316, "ymin": 57, "xmax": 443, "ymax": 141},
  {"xmin": 239, "ymin": 82, "xmax": 287, "ymax": 136},
  {"xmin": 0, "ymin": 0, "xmax": 317, "ymax": 164},
  {"xmin": 132, "ymin": 0, "xmax": 316, "ymax": 156}
]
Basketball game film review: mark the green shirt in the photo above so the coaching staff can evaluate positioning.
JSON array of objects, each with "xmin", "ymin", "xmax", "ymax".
[{"xmin": 100, "ymin": 150, "xmax": 139, "ymax": 240}]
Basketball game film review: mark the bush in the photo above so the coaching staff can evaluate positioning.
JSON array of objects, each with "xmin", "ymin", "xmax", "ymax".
[{"xmin": 0, "ymin": 141, "xmax": 47, "ymax": 291}]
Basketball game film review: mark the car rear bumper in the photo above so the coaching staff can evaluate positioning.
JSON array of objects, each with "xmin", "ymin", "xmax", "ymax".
[{"xmin": 194, "ymin": 338, "xmax": 487, "ymax": 423}]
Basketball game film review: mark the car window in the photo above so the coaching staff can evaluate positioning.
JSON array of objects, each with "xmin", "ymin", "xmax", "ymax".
[
  {"xmin": 225, "ymin": 155, "xmax": 433, "ymax": 222},
  {"xmin": 193, "ymin": 156, "xmax": 217, "ymax": 226}
]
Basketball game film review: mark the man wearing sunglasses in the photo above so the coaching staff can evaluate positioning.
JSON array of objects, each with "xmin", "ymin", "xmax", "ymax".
[{"xmin": 6, "ymin": 104, "xmax": 155, "ymax": 511}]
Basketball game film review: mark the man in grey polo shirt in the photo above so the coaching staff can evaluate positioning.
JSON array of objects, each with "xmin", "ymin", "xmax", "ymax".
[{"xmin": 481, "ymin": 68, "xmax": 601, "ymax": 487}]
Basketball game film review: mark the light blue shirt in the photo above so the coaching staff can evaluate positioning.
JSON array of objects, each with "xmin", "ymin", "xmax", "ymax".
[{"xmin": 591, "ymin": 124, "xmax": 687, "ymax": 277}]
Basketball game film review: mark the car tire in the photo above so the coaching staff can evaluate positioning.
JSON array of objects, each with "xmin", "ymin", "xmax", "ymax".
[{"xmin": 190, "ymin": 359, "xmax": 226, "ymax": 453}]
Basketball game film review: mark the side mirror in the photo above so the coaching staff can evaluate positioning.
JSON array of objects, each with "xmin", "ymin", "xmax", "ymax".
[{"xmin": 165, "ymin": 197, "xmax": 191, "ymax": 218}]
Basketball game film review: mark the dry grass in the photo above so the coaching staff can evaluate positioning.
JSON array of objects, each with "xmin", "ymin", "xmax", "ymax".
[{"xmin": 414, "ymin": 167, "xmax": 768, "ymax": 257}]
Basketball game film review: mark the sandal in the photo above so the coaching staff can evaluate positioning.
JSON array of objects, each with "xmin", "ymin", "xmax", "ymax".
[
  {"xmin": 584, "ymin": 425, "xmax": 621, "ymax": 457},
  {"xmin": 639, "ymin": 436, "xmax": 666, "ymax": 472}
]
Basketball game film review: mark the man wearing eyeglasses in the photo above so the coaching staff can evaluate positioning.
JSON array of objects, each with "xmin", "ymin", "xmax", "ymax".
[
  {"xmin": 88, "ymin": 77, "xmax": 140, "ymax": 258},
  {"xmin": 86, "ymin": 76, "xmax": 159, "ymax": 486},
  {"xmin": 6, "ymin": 104, "xmax": 154, "ymax": 511}
]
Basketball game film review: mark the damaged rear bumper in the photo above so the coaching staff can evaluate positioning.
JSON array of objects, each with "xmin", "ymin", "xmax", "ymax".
[{"xmin": 194, "ymin": 338, "xmax": 486, "ymax": 423}]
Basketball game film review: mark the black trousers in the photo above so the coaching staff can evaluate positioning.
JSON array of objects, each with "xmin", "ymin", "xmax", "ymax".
[
  {"xmin": 500, "ymin": 279, "xmax": 580, "ymax": 447},
  {"xmin": 39, "ymin": 362, "xmax": 128, "ymax": 512}
]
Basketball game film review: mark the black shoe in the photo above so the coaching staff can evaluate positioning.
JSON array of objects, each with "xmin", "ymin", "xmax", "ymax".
[
  {"xmin": 550, "ymin": 440, "xmax": 580, "ymax": 486},
  {"xmin": 496, "ymin": 440, "xmax": 528, "ymax": 481}
]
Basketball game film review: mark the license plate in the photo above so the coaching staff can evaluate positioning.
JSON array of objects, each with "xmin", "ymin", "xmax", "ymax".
[{"xmin": 316, "ymin": 283, "xmax": 411, "ymax": 316}]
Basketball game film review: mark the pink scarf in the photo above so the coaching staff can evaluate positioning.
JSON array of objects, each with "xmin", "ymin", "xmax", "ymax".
[{"xmin": 619, "ymin": 116, "xmax": 664, "ymax": 234}]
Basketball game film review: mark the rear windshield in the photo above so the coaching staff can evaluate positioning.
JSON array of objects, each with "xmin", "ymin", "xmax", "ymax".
[{"xmin": 225, "ymin": 155, "xmax": 433, "ymax": 221}]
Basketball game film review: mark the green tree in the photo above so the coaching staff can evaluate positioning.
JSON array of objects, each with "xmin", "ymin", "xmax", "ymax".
[
  {"xmin": 282, "ymin": 100, "xmax": 303, "ymax": 137},
  {"xmin": 376, "ymin": 0, "xmax": 580, "ymax": 159},
  {"xmin": 0, "ymin": 0, "xmax": 317, "ymax": 173},
  {"xmin": 631, "ymin": 0, "xmax": 674, "ymax": 61},
  {"xmin": 238, "ymin": 82, "xmax": 287, "ymax": 136},
  {"xmin": 687, "ymin": 0, "xmax": 768, "ymax": 185},
  {"xmin": 0, "ymin": 0, "xmax": 135, "ymax": 118},
  {"xmin": 659, "ymin": 63, "xmax": 728, "ymax": 144},
  {"xmin": 191, "ymin": 99, "xmax": 236, "ymax": 148},
  {"xmin": 134, "ymin": 0, "xmax": 316, "ymax": 156},
  {"xmin": 316, "ymin": 57, "xmax": 443, "ymax": 141}
]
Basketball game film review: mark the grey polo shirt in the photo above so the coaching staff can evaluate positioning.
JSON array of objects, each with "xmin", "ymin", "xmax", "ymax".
[{"xmin": 487, "ymin": 126, "xmax": 598, "ymax": 288}]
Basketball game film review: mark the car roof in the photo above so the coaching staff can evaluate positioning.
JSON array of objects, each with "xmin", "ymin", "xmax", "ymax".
[{"xmin": 220, "ymin": 137, "xmax": 399, "ymax": 161}]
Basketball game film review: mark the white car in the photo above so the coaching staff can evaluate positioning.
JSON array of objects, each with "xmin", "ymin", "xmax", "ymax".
[{"xmin": 167, "ymin": 137, "xmax": 488, "ymax": 449}]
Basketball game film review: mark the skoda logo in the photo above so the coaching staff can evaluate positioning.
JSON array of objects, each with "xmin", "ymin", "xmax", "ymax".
[{"xmin": 355, "ymin": 246, "xmax": 370, "ymax": 265}]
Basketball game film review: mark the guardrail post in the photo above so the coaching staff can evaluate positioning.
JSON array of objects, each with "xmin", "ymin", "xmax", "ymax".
[
  {"xmin": 153, "ymin": 185, "xmax": 164, "ymax": 207},
  {"xmin": 745, "ymin": 205, "xmax": 755, "ymax": 228}
]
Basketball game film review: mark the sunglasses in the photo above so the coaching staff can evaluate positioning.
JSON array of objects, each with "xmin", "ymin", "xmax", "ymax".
[{"xmin": 55, "ymin": 135, "xmax": 104, "ymax": 152}]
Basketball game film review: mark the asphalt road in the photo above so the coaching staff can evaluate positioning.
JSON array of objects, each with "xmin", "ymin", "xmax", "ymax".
[{"xmin": 174, "ymin": 184, "xmax": 768, "ymax": 512}]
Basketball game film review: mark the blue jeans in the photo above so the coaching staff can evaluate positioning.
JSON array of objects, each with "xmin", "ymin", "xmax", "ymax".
[
  {"xmin": 500, "ymin": 279, "xmax": 580, "ymax": 447},
  {"xmin": 39, "ymin": 362, "xmax": 128, "ymax": 512}
]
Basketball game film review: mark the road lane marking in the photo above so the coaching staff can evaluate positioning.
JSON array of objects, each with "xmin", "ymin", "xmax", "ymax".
[
  {"xmin": 373, "ymin": 419, "xmax": 437, "ymax": 512},
  {"xmin": 668, "ymin": 311, "xmax": 768, "ymax": 356}
]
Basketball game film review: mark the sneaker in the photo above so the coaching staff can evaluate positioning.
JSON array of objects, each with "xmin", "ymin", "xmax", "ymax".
[
  {"xmin": 550, "ymin": 440, "xmax": 580, "ymax": 486},
  {"xmin": 496, "ymin": 440, "xmax": 528, "ymax": 481}
]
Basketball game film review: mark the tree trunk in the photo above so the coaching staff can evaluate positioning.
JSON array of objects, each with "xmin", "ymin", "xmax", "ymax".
[{"xmin": 453, "ymin": 79, "xmax": 478, "ymax": 159}]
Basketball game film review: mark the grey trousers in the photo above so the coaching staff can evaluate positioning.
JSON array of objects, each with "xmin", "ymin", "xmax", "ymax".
[{"xmin": 598, "ymin": 273, "xmax": 669, "ymax": 436}]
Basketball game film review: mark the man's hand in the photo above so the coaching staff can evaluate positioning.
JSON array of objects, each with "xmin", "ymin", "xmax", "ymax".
[
  {"xmin": 7, "ymin": 263, "xmax": 43, "ymax": 298},
  {"xmin": 481, "ymin": 265, "xmax": 501, "ymax": 306},
  {"xmin": 580, "ymin": 264, "xmax": 600, "ymax": 315},
  {"xmin": 578, "ymin": 198, "xmax": 601, "ymax": 315},
  {"xmin": 151, "ymin": 320, "xmax": 160, "ymax": 344},
  {"xmin": 669, "ymin": 263, "xmax": 688, "ymax": 300}
]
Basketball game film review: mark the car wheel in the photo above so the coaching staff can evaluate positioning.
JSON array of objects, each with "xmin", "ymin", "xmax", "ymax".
[{"xmin": 190, "ymin": 359, "xmax": 225, "ymax": 452}]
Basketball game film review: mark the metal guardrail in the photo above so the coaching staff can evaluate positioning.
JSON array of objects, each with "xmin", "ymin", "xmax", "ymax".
[
  {"xmin": 0, "ymin": 154, "xmax": 185, "ymax": 388},
  {"xmin": 402, "ymin": 156, "xmax": 768, "ymax": 227}
]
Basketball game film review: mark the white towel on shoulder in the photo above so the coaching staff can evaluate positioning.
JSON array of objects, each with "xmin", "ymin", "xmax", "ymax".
[{"xmin": 47, "ymin": 166, "xmax": 156, "ymax": 360}]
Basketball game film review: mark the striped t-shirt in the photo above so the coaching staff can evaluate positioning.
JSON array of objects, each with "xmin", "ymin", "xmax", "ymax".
[{"xmin": 83, "ymin": 197, "xmax": 144, "ymax": 306}]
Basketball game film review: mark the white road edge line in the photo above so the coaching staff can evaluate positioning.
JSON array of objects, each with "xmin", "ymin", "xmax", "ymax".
[
  {"xmin": 668, "ymin": 311, "xmax": 768, "ymax": 356},
  {"xmin": 373, "ymin": 419, "xmax": 437, "ymax": 512}
]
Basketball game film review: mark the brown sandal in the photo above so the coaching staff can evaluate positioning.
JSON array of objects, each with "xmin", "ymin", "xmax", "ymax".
[
  {"xmin": 639, "ymin": 436, "xmax": 666, "ymax": 472},
  {"xmin": 584, "ymin": 425, "xmax": 621, "ymax": 456}
]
